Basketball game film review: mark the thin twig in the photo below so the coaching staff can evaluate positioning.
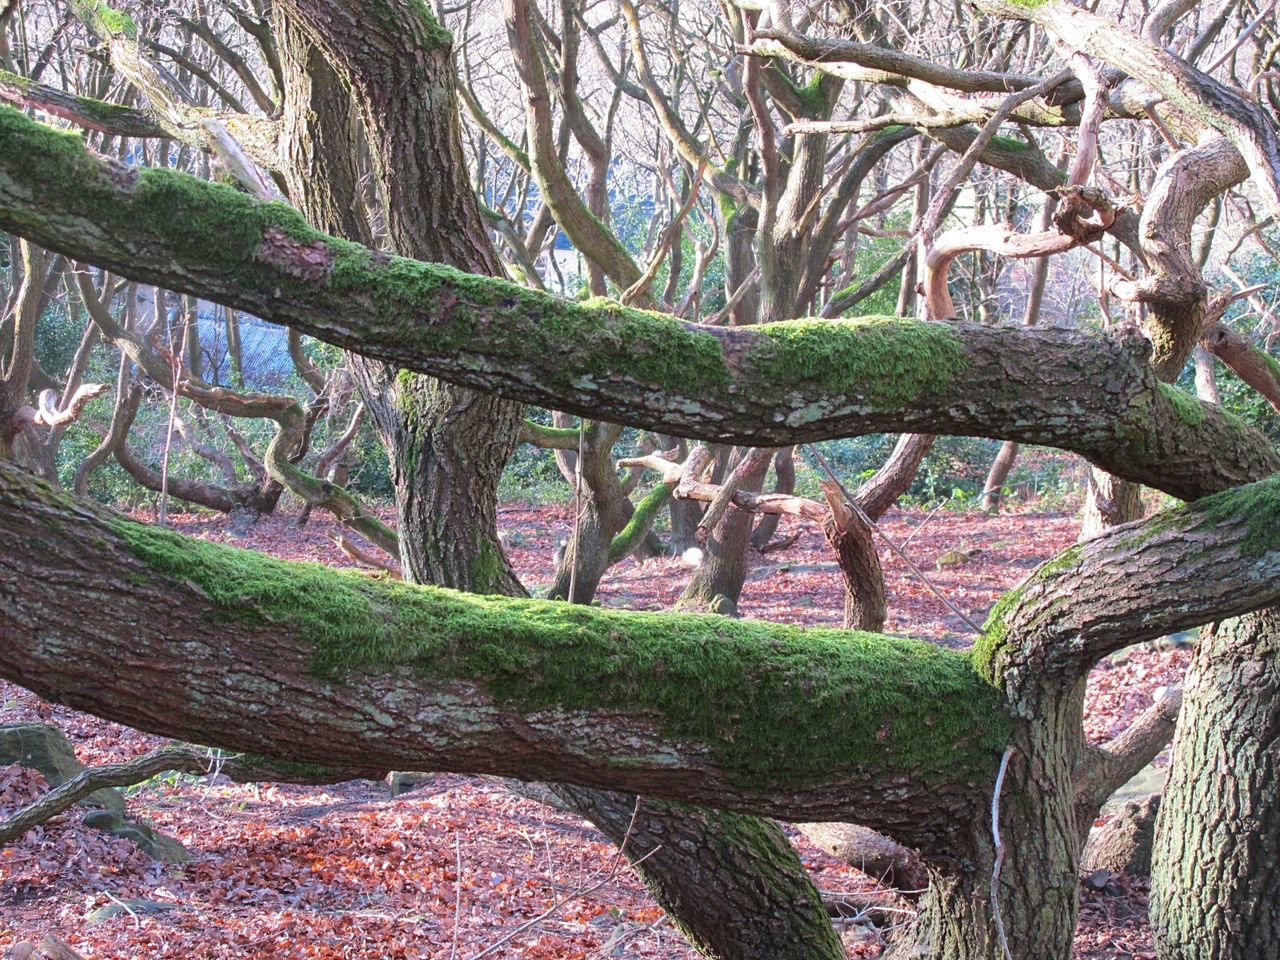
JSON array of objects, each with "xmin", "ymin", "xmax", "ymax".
[
  {"xmin": 449, "ymin": 832, "xmax": 463, "ymax": 960},
  {"xmin": 990, "ymin": 746, "xmax": 1016, "ymax": 960}
]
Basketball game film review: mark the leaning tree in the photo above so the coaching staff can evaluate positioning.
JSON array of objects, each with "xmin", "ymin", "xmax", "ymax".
[{"xmin": 3, "ymin": 0, "xmax": 1280, "ymax": 959}]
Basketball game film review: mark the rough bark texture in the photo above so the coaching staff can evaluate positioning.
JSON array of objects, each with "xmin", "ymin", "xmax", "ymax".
[
  {"xmin": 276, "ymin": 8, "xmax": 523, "ymax": 593},
  {"xmin": 798, "ymin": 822, "xmax": 928, "ymax": 889},
  {"xmin": 0, "ymin": 105, "xmax": 1277, "ymax": 499},
  {"xmin": 1151, "ymin": 610, "xmax": 1280, "ymax": 960},
  {"xmin": 556, "ymin": 787, "xmax": 846, "ymax": 960},
  {"xmin": 274, "ymin": 10, "xmax": 850, "ymax": 956},
  {"xmin": 1081, "ymin": 793, "xmax": 1160, "ymax": 877},
  {"xmin": 0, "ymin": 458, "xmax": 1015, "ymax": 847}
]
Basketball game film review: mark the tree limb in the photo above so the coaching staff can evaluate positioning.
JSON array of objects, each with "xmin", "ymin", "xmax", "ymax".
[
  {"xmin": 0, "ymin": 106, "xmax": 1275, "ymax": 500},
  {"xmin": 1074, "ymin": 685, "xmax": 1183, "ymax": 814}
]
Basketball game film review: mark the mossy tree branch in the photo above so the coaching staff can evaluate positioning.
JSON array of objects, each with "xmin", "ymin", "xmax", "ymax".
[
  {"xmin": 0, "ymin": 69, "xmax": 168, "ymax": 138},
  {"xmin": 0, "ymin": 105, "xmax": 1276, "ymax": 500},
  {"xmin": 0, "ymin": 457, "xmax": 1010, "ymax": 855},
  {"xmin": 5, "ymin": 461, "xmax": 1280, "ymax": 859},
  {"xmin": 976, "ymin": 474, "xmax": 1280, "ymax": 699}
]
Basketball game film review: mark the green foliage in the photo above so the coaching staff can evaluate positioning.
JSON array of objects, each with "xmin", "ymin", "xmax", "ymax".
[
  {"xmin": 110, "ymin": 514, "xmax": 1012, "ymax": 786},
  {"xmin": 828, "ymin": 210, "xmax": 909, "ymax": 317}
]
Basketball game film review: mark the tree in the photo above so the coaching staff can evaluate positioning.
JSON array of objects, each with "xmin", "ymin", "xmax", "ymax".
[{"xmin": 3, "ymin": 1, "xmax": 1280, "ymax": 958}]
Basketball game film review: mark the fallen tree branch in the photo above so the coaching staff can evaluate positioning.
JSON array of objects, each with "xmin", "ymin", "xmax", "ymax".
[{"xmin": 0, "ymin": 745, "xmax": 384, "ymax": 847}]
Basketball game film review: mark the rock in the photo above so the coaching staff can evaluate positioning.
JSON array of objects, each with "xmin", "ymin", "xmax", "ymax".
[
  {"xmin": 1081, "ymin": 793, "xmax": 1161, "ymax": 877},
  {"xmin": 1082, "ymin": 868, "xmax": 1113, "ymax": 891},
  {"xmin": 0, "ymin": 724, "xmax": 123, "ymax": 813},
  {"xmin": 707, "ymin": 594, "xmax": 737, "ymax": 617},
  {"xmin": 388, "ymin": 771, "xmax": 432, "ymax": 797},
  {"xmin": 81, "ymin": 810, "xmax": 193, "ymax": 863},
  {"xmin": 87, "ymin": 898, "xmax": 184, "ymax": 923}
]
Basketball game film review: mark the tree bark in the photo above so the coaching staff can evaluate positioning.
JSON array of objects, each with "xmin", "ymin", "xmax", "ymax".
[
  {"xmin": 275, "ymin": 10, "xmax": 522, "ymax": 593},
  {"xmin": 275, "ymin": 8, "xmax": 848, "ymax": 957},
  {"xmin": 1151, "ymin": 609, "xmax": 1280, "ymax": 960},
  {"xmin": 556, "ymin": 786, "xmax": 847, "ymax": 960},
  {"xmin": 2, "ymin": 105, "xmax": 1278, "ymax": 498},
  {"xmin": 981, "ymin": 441, "xmax": 1020, "ymax": 512}
]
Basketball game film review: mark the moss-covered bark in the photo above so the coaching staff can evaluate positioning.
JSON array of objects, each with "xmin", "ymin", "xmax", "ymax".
[
  {"xmin": 0, "ymin": 458, "xmax": 1011, "ymax": 849},
  {"xmin": 0, "ymin": 105, "xmax": 1276, "ymax": 498},
  {"xmin": 276, "ymin": 10, "xmax": 521, "ymax": 593}
]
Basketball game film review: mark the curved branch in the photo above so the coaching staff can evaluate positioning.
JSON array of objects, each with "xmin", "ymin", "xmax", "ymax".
[
  {"xmin": 977, "ymin": 474, "xmax": 1280, "ymax": 699},
  {"xmin": 977, "ymin": 0, "xmax": 1280, "ymax": 218},
  {"xmin": 0, "ymin": 106, "xmax": 1276, "ymax": 500},
  {"xmin": 1074, "ymin": 685, "xmax": 1182, "ymax": 814},
  {"xmin": 1203, "ymin": 323, "xmax": 1280, "ymax": 413},
  {"xmin": 0, "ymin": 459, "xmax": 1009, "ymax": 852},
  {"xmin": 747, "ymin": 29, "xmax": 1043, "ymax": 94}
]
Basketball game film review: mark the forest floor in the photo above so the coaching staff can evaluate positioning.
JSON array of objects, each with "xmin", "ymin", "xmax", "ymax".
[{"xmin": 0, "ymin": 500, "xmax": 1187, "ymax": 959}]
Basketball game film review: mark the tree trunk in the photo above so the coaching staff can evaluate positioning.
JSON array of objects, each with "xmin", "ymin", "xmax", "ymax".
[
  {"xmin": 557, "ymin": 787, "xmax": 846, "ymax": 960},
  {"xmin": 982, "ymin": 440, "xmax": 1020, "ymax": 512},
  {"xmin": 276, "ymin": 13, "xmax": 522, "ymax": 593},
  {"xmin": 887, "ymin": 704, "xmax": 1082, "ymax": 960},
  {"xmin": 275, "ymin": 9, "xmax": 849, "ymax": 958},
  {"xmin": 549, "ymin": 422, "xmax": 633, "ymax": 603},
  {"xmin": 750, "ymin": 447, "xmax": 794, "ymax": 550},
  {"xmin": 677, "ymin": 450, "xmax": 771, "ymax": 614},
  {"xmin": 1150, "ymin": 609, "xmax": 1280, "ymax": 960},
  {"xmin": 1080, "ymin": 469, "xmax": 1144, "ymax": 540}
]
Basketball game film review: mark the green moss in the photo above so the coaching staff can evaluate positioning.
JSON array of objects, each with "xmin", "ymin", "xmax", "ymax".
[
  {"xmin": 988, "ymin": 134, "xmax": 1031, "ymax": 152},
  {"xmin": 467, "ymin": 538, "xmax": 508, "ymax": 594},
  {"xmin": 971, "ymin": 545, "xmax": 1082, "ymax": 683},
  {"xmin": 0, "ymin": 106, "xmax": 324, "ymax": 292},
  {"xmin": 0, "ymin": 107, "xmax": 975, "ymax": 422},
  {"xmin": 77, "ymin": 0, "xmax": 137, "ymax": 38},
  {"xmin": 1189, "ymin": 474, "xmax": 1280, "ymax": 556},
  {"xmin": 108, "ymin": 515, "xmax": 1011, "ymax": 787},
  {"xmin": 746, "ymin": 316, "xmax": 967, "ymax": 412},
  {"xmin": 1157, "ymin": 382, "xmax": 1206, "ymax": 426},
  {"xmin": 365, "ymin": 0, "xmax": 452, "ymax": 48},
  {"xmin": 608, "ymin": 484, "xmax": 674, "ymax": 562},
  {"xmin": 519, "ymin": 419, "xmax": 581, "ymax": 446}
]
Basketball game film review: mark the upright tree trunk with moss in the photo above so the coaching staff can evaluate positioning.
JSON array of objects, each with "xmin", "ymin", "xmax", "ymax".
[
  {"xmin": 1150, "ymin": 609, "xmax": 1280, "ymax": 960},
  {"xmin": 548, "ymin": 424, "xmax": 632, "ymax": 603},
  {"xmin": 677, "ymin": 449, "xmax": 771, "ymax": 615},
  {"xmin": 277, "ymin": 12, "xmax": 521, "ymax": 594}
]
